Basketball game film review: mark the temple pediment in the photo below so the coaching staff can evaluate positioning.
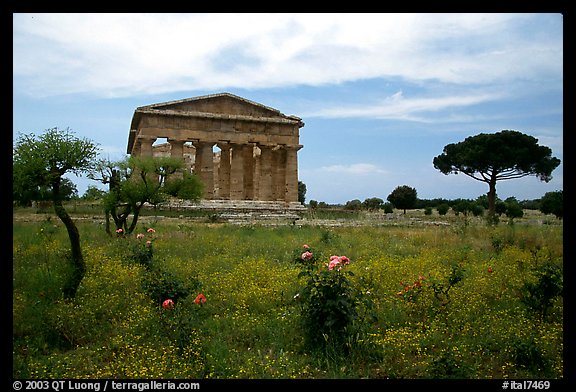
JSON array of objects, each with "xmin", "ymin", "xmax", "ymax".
[{"xmin": 136, "ymin": 92, "xmax": 301, "ymax": 122}]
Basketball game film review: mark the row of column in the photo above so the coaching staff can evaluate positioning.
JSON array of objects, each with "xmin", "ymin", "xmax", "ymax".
[{"xmin": 134, "ymin": 136, "xmax": 301, "ymax": 203}]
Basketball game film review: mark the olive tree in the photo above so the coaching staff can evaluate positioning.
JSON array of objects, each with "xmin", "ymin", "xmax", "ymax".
[
  {"xmin": 13, "ymin": 127, "xmax": 99, "ymax": 298},
  {"xmin": 433, "ymin": 130, "xmax": 560, "ymax": 223},
  {"xmin": 89, "ymin": 155, "xmax": 203, "ymax": 235}
]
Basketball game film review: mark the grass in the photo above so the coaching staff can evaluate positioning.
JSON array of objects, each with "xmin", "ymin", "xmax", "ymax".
[{"xmin": 12, "ymin": 208, "xmax": 563, "ymax": 379}]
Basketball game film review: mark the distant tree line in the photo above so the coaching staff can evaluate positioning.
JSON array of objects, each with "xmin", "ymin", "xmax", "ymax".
[{"xmin": 307, "ymin": 187, "xmax": 563, "ymax": 220}]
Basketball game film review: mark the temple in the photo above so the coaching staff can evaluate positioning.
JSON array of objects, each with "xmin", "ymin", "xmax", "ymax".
[{"xmin": 127, "ymin": 93, "xmax": 304, "ymax": 208}]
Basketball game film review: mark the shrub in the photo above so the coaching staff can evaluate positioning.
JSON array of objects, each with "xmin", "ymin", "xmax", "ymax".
[
  {"xmin": 520, "ymin": 261, "xmax": 563, "ymax": 319},
  {"xmin": 510, "ymin": 337, "xmax": 548, "ymax": 373},
  {"xmin": 437, "ymin": 203, "xmax": 450, "ymax": 215},
  {"xmin": 295, "ymin": 245, "xmax": 359, "ymax": 352},
  {"xmin": 121, "ymin": 227, "xmax": 201, "ymax": 307},
  {"xmin": 428, "ymin": 261, "xmax": 465, "ymax": 307},
  {"xmin": 142, "ymin": 268, "xmax": 196, "ymax": 306}
]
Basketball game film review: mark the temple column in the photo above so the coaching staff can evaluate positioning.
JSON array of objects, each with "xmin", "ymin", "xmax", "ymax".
[
  {"xmin": 257, "ymin": 144, "xmax": 274, "ymax": 201},
  {"xmin": 138, "ymin": 136, "xmax": 156, "ymax": 157},
  {"xmin": 193, "ymin": 141, "xmax": 215, "ymax": 200},
  {"xmin": 131, "ymin": 140, "xmax": 141, "ymax": 156},
  {"xmin": 230, "ymin": 143, "xmax": 245, "ymax": 200},
  {"xmin": 273, "ymin": 147, "xmax": 287, "ymax": 201},
  {"xmin": 169, "ymin": 138, "xmax": 185, "ymax": 159},
  {"xmin": 243, "ymin": 144, "xmax": 255, "ymax": 200},
  {"xmin": 217, "ymin": 142, "xmax": 231, "ymax": 199},
  {"xmin": 168, "ymin": 138, "xmax": 185, "ymax": 179},
  {"xmin": 284, "ymin": 144, "xmax": 302, "ymax": 203}
]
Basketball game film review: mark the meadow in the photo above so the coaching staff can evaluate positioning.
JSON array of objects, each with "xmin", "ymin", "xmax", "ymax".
[{"xmin": 12, "ymin": 208, "xmax": 563, "ymax": 380}]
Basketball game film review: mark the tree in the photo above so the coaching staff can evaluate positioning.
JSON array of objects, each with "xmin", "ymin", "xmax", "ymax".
[
  {"xmin": 13, "ymin": 127, "xmax": 99, "ymax": 298},
  {"xmin": 344, "ymin": 199, "xmax": 363, "ymax": 210},
  {"xmin": 504, "ymin": 196, "xmax": 524, "ymax": 224},
  {"xmin": 363, "ymin": 197, "xmax": 384, "ymax": 210},
  {"xmin": 90, "ymin": 156, "xmax": 202, "ymax": 235},
  {"xmin": 82, "ymin": 185, "xmax": 107, "ymax": 201},
  {"xmin": 433, "ymin": 130, "xmax": 560, "ymax": 223},
  {"xmin": 387, "ymin": 185, "xmax": 417, "ymax": 214},
  {"xmin": 539, "ymin": 190, "xmax": 563, "ymax": 219},
  {"xmin": 13, "ymin": 175, "xmax": 78, "ymax": 206},
  {"xmin": 298, "ymin": 181, "xmax": 307, "ymax": 204}
]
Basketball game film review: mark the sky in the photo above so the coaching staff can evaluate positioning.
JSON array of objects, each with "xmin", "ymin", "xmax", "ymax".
[{"xmin": 13, "ymin": 13, "xmax": 563, "ymax": 204}]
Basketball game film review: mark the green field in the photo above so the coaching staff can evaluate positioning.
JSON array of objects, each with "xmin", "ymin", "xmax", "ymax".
[{"xmin": 13, "ymin": 208, "xmax": 563, "ymax": 379}]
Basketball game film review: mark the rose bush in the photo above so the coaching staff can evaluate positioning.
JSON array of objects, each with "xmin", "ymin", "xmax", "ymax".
[{"xmin": 295, "ymin": 244, "xmax": 361, "ymax": 352}]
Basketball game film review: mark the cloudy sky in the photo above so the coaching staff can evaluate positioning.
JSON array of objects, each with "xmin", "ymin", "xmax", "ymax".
[{"xmin": 13, "ymin": 13, "xmax": 563, "ymax": 204}]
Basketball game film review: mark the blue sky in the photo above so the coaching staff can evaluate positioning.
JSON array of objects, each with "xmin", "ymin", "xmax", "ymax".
[{"xmin": 13, "ymin": 13, "xmax": 563, "ymax": 204}]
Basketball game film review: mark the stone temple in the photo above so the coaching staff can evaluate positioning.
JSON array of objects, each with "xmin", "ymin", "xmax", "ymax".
[{"xmin": 127, "ymin": 93, "xmax": 305, "ymax": 211}]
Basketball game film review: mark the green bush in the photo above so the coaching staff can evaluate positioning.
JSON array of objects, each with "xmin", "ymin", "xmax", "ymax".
[
  {"xmin": 295, "ymin": 246, "xmax": 362, "ymax": 353},
  {"xmin": 520, "ymin": 261, "xmax": 563, "ymax": 319}
]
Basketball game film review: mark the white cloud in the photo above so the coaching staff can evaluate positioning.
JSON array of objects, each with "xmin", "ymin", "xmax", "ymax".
[
  {"xmin": 13, "ymin": 13, "xmax": 562, "ymax": 98},
  {"xmin": 317, "ymin": 163, "xmax": 387, "ymax": 175},
  {"xmin": 306, "ymin": 90, "xmax": 505, "ymax": 122}
]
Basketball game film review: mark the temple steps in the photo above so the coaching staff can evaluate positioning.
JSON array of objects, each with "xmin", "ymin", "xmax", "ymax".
[{"xmin": 148, "ymin": 199, "xmax": 305, "ymax": 223}]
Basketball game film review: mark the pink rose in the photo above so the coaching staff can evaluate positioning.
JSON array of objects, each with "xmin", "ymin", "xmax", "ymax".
[
  {"xmin": 328, "ymin": 259, "xmax": 341, "ymax": 271},
  {"xmin": 328, "ymin": 255, "xmax": 350, "ymax": 270},
  {"xmin": 162, "ymin": 299, "xmax": 175, "ymax": 310},
  {"xmin": 301, "ymin": 251, "xmax": 313, "ymax": 260}
]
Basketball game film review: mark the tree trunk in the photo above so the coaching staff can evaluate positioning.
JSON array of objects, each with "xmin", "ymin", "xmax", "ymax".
[
  {"xmin": 52, "ymin": 179, "xmax": 86, "ymax": 299},
  {"xmin": 127, "ymin": 203, "xmax": 143, "ymax": 234},
  {"xmin": 487, "ymin": 175, "xmax": 498, "ymax": 225},
  {"xmin": 105, "ymin": 209, "xmax": 112, "ymax": 236}
]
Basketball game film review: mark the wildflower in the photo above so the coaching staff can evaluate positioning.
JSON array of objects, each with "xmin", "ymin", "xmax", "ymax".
[
  {"xmin": 303, "ymin": 244, "xmax": 310, "ymax": 249},
  {"xmin": 147, "ymin": 228, "xmax": 156, "ymax": 233},
  {"xmin": 301, "ymin": 251, "xmax": 313, "ymax": 261},
  {"xmin": 146, "ymin": 240, "xmax": 152, "ymax": 247},
  {"xmin": 488, "ymin": 266, "xmax": 494, "ymax": 273},
  {"xmin": 162, "ymin": 299, "xmax": 175, "ymax": 310},
  {"xmin": 115, "ymin": 228, "xmax": 123, "ymax": 234},
  {"xmin": 136, "ymin": 233, "xmax": 145, "ymax": 239},
  {"xmin": 194, "ymin": 293, "xmax": 207, "ymax": 305}
]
